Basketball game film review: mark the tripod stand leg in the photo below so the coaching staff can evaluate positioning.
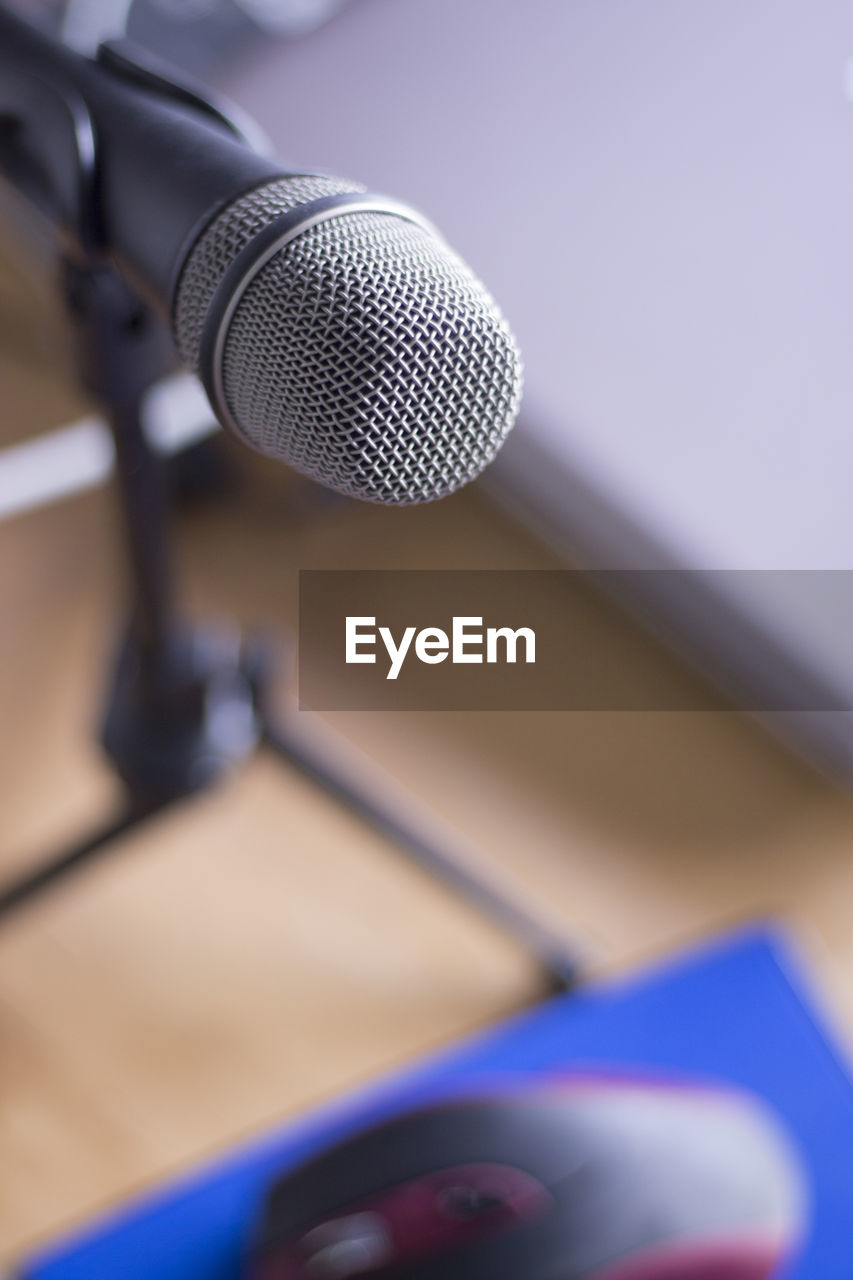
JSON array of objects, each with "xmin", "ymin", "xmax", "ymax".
[
  {"xmin": 261, "ymin": 716, "xmax": 582, "ymax": 994},
  {"xmin": 0, "ymin": 799, "xmax": 175, "ymax": 922}
]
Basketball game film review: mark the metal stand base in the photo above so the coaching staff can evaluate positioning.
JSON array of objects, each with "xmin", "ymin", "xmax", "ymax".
[{"xmin": 0, "ymin": 624, "xmax": 581, "ymax": 993}]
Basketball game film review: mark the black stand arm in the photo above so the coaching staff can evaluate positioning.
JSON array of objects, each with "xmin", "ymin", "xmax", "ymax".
[
  {"xmin": 0, "ymin": 801, "xmax": 174, "ymax": 923},
  {"xmin": 262, "ymin": 718, "xmax": 581, "ymax": 992}
]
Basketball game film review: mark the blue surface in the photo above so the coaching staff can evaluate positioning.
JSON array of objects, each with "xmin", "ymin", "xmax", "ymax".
[{"xmin": 21, "ymin": 928, "xmax": 853, "ymax": 1279}]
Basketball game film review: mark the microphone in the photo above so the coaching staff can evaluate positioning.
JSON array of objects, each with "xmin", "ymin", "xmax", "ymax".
[{"xmin": 0, "ymin": 7, "xmax": 523, "ymax": 505}]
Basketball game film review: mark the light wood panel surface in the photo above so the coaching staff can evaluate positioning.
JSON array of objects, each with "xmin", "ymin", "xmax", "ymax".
[{"xmin": 2, "ymin": 244, "xmax": 853, "ymax": 1268}]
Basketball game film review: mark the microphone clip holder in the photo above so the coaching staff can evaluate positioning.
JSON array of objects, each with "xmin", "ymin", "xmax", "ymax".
[{"xmin": 0, "ymin": 24, "xmax": 266, "ymax": 256}]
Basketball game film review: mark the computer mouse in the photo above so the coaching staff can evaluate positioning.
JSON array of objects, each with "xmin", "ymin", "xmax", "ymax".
[{"xmin": 248, "ymin": 1074, "xmax": 805, "ymax": 1280}]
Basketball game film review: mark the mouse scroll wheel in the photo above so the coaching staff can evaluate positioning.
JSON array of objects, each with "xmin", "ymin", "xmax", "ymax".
[{"xmin": 437, "ymin": 1185, "xmax": 508, "ymax": 1219}]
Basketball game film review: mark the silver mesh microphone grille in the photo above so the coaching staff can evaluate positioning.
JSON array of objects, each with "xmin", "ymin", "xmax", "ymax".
[{"xmin": 174, "ymin": 176, "xmax": 523, "ymax": 505}]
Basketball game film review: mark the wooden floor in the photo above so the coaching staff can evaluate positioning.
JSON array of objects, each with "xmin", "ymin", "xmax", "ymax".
[{"xmin": 2, "ymin": 245, "xmax": 853, "ymax": 1266}]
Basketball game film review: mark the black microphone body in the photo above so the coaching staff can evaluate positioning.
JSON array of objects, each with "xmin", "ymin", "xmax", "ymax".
[
  {"xmin": 0, "ymin": 4, "xmax": 281, "ymax": 310},
  {"xmin": 0, "ymin": 4, "xmax": 523, "ymax": 504}
]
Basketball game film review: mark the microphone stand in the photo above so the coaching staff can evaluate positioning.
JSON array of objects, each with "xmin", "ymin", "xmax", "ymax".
[{"xmin": 0, "ymin": 34, "xmax": 581, "ymax": 996}]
